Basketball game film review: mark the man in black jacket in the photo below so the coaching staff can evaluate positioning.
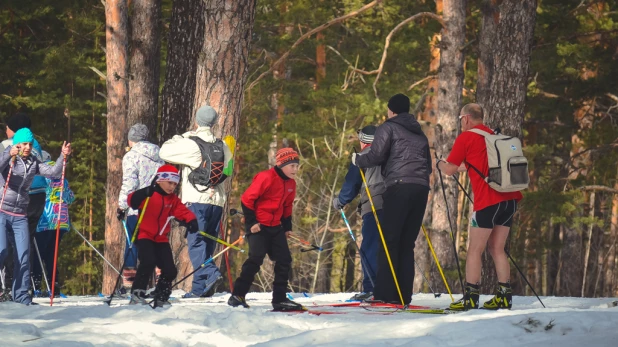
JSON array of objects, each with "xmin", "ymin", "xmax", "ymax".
[{"xmin": 353, "ymin": 93, "xmax": 431, "ymax": 305}]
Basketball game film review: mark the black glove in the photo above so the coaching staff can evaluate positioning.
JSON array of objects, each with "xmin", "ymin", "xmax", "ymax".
[
  {"xmin": 332, "ymin": 197, "xmax": 344, "ymax": 211},
  {"xmin": 187, "ymin": 220, "xmax": 199, "ymax": 233},
  {"xmin": 116, "ymin": 208, "xmax": 126, "ymax": 221}
]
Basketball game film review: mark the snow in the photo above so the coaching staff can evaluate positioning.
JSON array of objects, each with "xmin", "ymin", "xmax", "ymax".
[{"xmin": 1, "ymin": 291, "xmax": 618, "ymax": 346}]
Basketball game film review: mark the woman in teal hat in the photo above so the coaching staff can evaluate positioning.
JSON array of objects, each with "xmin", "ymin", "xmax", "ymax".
[{"xmin": 0, "ymin": 128, "xmax": 71, "ymax": 305}]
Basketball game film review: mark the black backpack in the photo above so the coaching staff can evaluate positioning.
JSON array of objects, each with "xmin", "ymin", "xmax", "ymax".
[{"xmin": 187, "ymin": 136, "xmax": 227, "ymax": 192}]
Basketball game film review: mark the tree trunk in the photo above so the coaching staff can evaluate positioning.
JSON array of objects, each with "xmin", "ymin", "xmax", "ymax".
[
  {"xmin": 159, "ymin": 0, "xmax": 205, "ymax": 143},
  {"xmin": 476, "ymin": 0, "xmax": 536, "ymax": 292},
  {"xmin": 476, "ymin": 0, "xmax": 537, "ymax": 137},
  {"xmin": 431, "ymin": 0, "xmax": 466, "ymax": 294},
  {"xmin": 128, "ymin": 0, "xmax": 161, "ymax": 135},
  {"xmin": 605, "ymin": 169, "xmax": 618, "ymax": 296},
  {"xmin": 103, "ymin": 0, "xmax": 129, "ymax": 295}
]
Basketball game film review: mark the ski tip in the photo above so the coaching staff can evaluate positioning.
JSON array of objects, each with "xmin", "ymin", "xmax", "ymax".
[{"xmin": 302, "ymin": 292, "xmax": 310, "ymax": 297}]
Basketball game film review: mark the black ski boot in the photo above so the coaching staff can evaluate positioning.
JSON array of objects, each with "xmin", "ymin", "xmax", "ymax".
[
  {"xmin": 272, "ymin": 298, "xmax": 306, "ymax": 312},
  {"xmin": 228, "ymin": 295, "xmax": 250, "ymax": 308},
  {"xmin": 349, "ymin": 292, "xmax": 373, "ymax": 301},
  {"xmin": 151, "ymin": 278, "xmax": 173, "ymax": 309},
  {"xmin": 483, "ymin": 282, "xmax": 512, "ymax": 310},
  {"xmin": 449, "ymin": 283, "xmax": 480, "ymax": 311},
  {"xmin": 129, "ymin": 289, "xmax": 148, "ymax": 305}
]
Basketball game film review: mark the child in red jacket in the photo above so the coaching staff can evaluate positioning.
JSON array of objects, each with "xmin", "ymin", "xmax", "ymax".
[
  {"xmin": 127, "ymin": 164, "xmax": 197, "ymax": 307},
  {"xmin": 228, "ymin": 148, "xmax": 304, "ymax": 311}
]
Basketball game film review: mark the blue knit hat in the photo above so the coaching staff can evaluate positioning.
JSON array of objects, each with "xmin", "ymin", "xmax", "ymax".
[{"xmin": 13, "ymin": 128, "xmax": 34, "ymax": 145}]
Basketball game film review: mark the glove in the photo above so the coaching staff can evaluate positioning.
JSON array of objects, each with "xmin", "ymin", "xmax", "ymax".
[
  {"xmin": 116, "ymin": 208, "xmax": 126, "ymax": 221},
  {"xmin": 332, "ymin": 197, "xmax": 344, "ymax": 211},
  {"xmin": 187, "ymin": 219, "xmax": 199, "ymax": 233},
  {"xmin": 351, "ymin": 153, "xmax": 357, "ymax": 166}
]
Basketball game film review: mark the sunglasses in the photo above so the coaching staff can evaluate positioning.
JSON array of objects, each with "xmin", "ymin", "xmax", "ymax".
[{"xmin": 458, "ymin": 114, "xmax": 470, "ymax": 120}]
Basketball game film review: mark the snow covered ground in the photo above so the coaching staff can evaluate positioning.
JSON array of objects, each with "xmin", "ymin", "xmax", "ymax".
[{"xmin": 1, "ymin": 291, "xmax": 617, "ymax": 346}]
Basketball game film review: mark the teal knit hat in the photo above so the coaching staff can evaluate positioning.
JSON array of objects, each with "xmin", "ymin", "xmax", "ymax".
[{"xmin": 13, "ymin": 128, "xmax": 34, "ymax": 145}]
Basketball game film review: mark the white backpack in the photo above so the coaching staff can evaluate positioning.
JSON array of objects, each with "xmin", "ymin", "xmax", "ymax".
[{"xmin": 467, "ymin": 128, "xmax": 529, "ymax": 192}]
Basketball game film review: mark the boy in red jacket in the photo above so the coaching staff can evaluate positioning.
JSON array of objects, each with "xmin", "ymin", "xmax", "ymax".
[
  {"xmin": 127, "ymin": 164, "xmax": 198, "ymax": 307},
  {"xmin": 228, "ymin": 148, "xmax": 303, "ymax": 311}
]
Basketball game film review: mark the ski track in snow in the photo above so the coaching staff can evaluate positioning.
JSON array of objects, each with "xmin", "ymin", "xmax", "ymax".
[{"xmin": 1, "ymin": 292, "xmax": 617, "ymax": 346}]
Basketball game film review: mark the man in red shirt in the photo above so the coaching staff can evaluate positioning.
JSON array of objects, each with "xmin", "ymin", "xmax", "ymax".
[{"xmin": 437, "ymin": 103, "xmax": 523, "ymax": 311}]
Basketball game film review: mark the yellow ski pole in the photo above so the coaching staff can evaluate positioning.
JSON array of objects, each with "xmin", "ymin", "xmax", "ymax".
[
  {"xmin": 421, "ymin": 225, "xmax": 454, "ymax": 302},
  {"xmin": 357, "ymin": 160, "xmax": 405, "ymax": 307},
  {"xmin": 199, "ymin": 231, "xmax": 244, "ymax": 252}
]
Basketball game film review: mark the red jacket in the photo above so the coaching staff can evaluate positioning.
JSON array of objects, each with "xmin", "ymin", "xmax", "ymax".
[
  {"xmin": 128, "ymin": 187, "xmax": 196, "ymax": 243},
  {"xmin": 241, "ymin": 167, "xmax": 296, "ymax": 227}
]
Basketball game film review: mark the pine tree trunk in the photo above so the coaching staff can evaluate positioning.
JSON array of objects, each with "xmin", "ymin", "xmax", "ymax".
[
  {"xmin": 605, "ymin": 169, "xmax": 618, "ymax": 296},
  {"xmin": 476, "ymin": 0, "xmax": 536, "ymax": 292},
  {"xmin": 159, "ymin": 0, "xmax": 205, "ymax": 142},
  {"xmin": 431, "ymin": 0, "xmax": 466, "ymax": 293},
  {"xmin": 103, "ymin": 0, "xmax": 129, "ymax": 295},
  {"xmin": 476, "ymin": 0, "xmax": 537, "ymax": 137},
  {"xmin": 128, "ymin": 0, "xmax": 161, "ymax": 135}
]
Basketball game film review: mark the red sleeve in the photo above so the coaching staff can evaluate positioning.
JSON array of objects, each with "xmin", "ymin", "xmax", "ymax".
[
  {"xmin": 171, "ymin": 197, "xmax": 196, "ymax": 223},
  {"xmin": 446, "ymin": 134, "xmax": 468, "ymax": 166},
  {"xmin": 241, "ymin": 171, "xmax": 270, "ymax": 209},
  {"xmin": 282, "ymin": 183, "xmax": 296, "ymax": 218}
]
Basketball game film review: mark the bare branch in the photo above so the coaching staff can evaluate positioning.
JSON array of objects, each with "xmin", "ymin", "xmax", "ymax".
[
  {"xmin": 247, "ymin": 0, "xmax": 382, "ymax": 91},
  {"xmin": 407, "ymin": 75, "xmax": 436, "ymax": 91},
  {"xmin": 579, "ymin": 185, "xmax": 618, "ymax": 194},
  {"xmin": 372, "ymin": 12, "xmax": 444, "ymax": 98}
]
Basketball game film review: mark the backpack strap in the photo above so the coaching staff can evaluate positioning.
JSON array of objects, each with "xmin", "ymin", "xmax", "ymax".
[
  {"xmin": 463, "ymin": 128, "xmax": 491, "ymax": 181},
  {"xmin": 467, "ymin": 128, "xmax": 492, "ymax": 137},
  {"xmin": 188, "ymin": 136, "xmax": 213, "ymax": 192}
]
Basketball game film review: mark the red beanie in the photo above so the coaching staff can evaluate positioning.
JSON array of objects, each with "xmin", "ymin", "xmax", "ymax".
[
  {"xmin": 275, "ymin": 148, "xmax": 299, "ymax": 168},
  {"xmin": 156, "ymin": 164, "xmax": 180, "ymax": 184}
]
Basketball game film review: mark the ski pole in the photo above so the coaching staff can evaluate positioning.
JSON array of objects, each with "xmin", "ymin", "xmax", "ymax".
[
  {"xmin": 33, "ymin": 238, "xmax": 51, "ymax": 296},
  {"xmin": 219, "ymin": 219, "xmax": 234, "ymax": 293},
  {"xmin": 453, "ymin": 181, "xmax": 546, "ymax": 308},
  {"xmin": 288, "ymin": 235, "xmax": 323, "ymax": 251},
  {"xmin": 421, "ymin": 225, "xmax": 454, "ymax": 301},
  {"xmin": 414, "ymin": 260, "xmax": 440, "ymax": 298},
  {"xmin": 170, "ymin": 236, "xmax": 244, "ymax": 289},
  {"xmin": 72, "ymin": 226, "xmax": 121, "ymax": 275},
  {"xmin": 50, "ymin": 154, "xmax": 67, "ymax": 306},
  {"xmin": 435, "ymin": 153, "xmax": 465, "ymax": 293},
  {"xmin": 199, "ymin": 231, "xmax": 244, "ymax": 252},
  {"xmin": 105, "ymin": 196, "xmax": 150, "ymax": 306},
  {"xmin": 0, "ymin": 156, "xmax": 16, "ymax": 210},
  {"xmin": 339, "ymin": 209, "xmax": 376, "ymax": 290},
  {"xmin": 354, "ymin": 148, "xmax": 405, "ymax": 306},
  {"xmin": 121, "ymin": 219, "xmax": 132, "ymax": 248}
]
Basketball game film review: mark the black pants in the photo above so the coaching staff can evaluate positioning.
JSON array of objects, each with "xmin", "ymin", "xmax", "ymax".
[
  {"xmin": 233, "ymin": 225, "xmax": 292, "ymax": 302},
  {"xmin": 374, "ymin": 183, "xmax": 429, "ymax": 305},
  {"xmin": 131, "ymin": 239, "xmax": 177, "ymax": 301}
]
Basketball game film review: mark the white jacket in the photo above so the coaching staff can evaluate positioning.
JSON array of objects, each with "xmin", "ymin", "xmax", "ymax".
[{"xmin": 159, "ymin": 127, "xmax": 232, "ymax": 206}]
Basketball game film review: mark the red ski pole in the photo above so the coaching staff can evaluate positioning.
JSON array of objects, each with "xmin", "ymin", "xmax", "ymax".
[
  {"xmin": 0, "ymin": 156, "xmax": 16, "ymax": 210},
  {"xmin": 50, "ymin": 153, "xmax": 67, "ymax": 306}
]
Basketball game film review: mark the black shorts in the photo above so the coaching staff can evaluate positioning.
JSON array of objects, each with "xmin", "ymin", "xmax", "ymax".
[{"xmin": 471, "ymin": 200, "xmax": 517, "ymax": 229}]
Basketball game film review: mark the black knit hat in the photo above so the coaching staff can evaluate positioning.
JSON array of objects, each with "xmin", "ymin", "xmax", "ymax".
[
  {"xmin": 387, "ymin": 94, "xmax": 410, "ymax": 114},
  {"xmin": 6, "ymin": 113, "xmax": 31, "ymax": 132},
  {"xmin": 358, "ymin": 125, "xmax": 377, "ymax": 144}
]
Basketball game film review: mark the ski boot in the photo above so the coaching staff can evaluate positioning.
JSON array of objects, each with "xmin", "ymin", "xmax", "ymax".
[
  {"xmin": 129, "ymin": 289, "xmax": 148, "ymax": 305},
  {"xmin": 448, "ymin": 283, "xmax": 480, "ymax": 311},
  {"xmin": 202, "ymin": 276, "xmax": 223, "ymax": 298},
  {"xmin": 0, "ymin": 289, "xmax": 11, "ymax": 302},
  {"xmin": 272, "ymin": 298, "xmax": 306, "ymax": 312},
  {"xmin": 152, "ymin": 298, "xmax": 172, "ymax": 308},
  {"xmin": 151, "ymin": 278, "xmax": 173, "ymax": 308},
  {"xmin": 483, "ymin": 282, "xmax": 512, "ymax": 310},
  {"xmin": 228, "ymin": 294, "xmax": 250, "ymax": 308},
  {"xmin": 349, "ymin": 292, "xmax": 373, "ymax": 301}
]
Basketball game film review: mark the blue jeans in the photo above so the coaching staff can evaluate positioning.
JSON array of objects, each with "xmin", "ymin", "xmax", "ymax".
[
  {"xmin": 124, "ymin": 215, "xmax": 138, "ymax": 268},
  {"xmin": 0, "ymin": 212, "xmax": 31, "ymax": 304},
  {"xmin": 360, "ymin": 210, "xmax": 382, "ymax": 293},
  {"xmin": 187, "ymin": 203, "xmax": 222, "ymax": 296}
]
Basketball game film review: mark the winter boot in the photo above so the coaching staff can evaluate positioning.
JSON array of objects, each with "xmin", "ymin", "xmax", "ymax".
[
  {"xmin": 483, "ymin": 282, "xmax": 512, "ymax": 310},
  {"xmin": 129, "ymin": 289, "xmax": 148, "ymax": 305},
  {"xmin": 272, "ymin": 298, "xmax": 306, "ymax": 312},
  {"xmin": 228, "ymin": 295, "xmax": 250, "ymax": 308},
  {"xmin": 202, "ymin": 276, "xmax": 223, "ymax": 298},
  {"xmin": 448, "ymin": 283, "xmax": 480, "ymax": 311},
  {"xmin": 349, "ymin": 292, "xmax": 373, "ymax": 301},
  {"xmin": 151, "ymin": 277, "xmax": 173, "ymax": 308}
]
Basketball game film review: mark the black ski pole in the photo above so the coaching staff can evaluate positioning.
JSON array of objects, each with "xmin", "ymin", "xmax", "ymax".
[
  {"xmin": 435, "ymin": 153, "xmax": 465, "ymax": 293},
  {"xmin": 414, "ymin": 262, "xmax": 440, "ymax": 298}
]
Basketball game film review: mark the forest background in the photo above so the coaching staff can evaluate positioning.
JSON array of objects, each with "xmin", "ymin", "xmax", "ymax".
[{"xmin": 0, "ymin": 0, "xmax": 617, "ymax": 299}]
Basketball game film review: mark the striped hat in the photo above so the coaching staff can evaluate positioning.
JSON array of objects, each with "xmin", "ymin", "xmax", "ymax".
[
  {"xmin": 357, "ymin": 125, "xmax": 377, "ymax": 144},
  {"xmin": 156, "ymin": 164, "xmax": 180, "ymax": 184},
  {"xmin": 276, "ymin": 148, "xmax": 300, "ymax": 168}
]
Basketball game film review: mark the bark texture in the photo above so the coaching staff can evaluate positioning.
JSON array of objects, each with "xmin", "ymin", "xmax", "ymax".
[{"xmin": 103, "ymin": 0, "xmax": 129, "ymax": 295}]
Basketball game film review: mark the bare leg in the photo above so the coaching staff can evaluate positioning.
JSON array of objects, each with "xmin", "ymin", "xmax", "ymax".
[
  {"xmin": 465, "ymin": 227, "xmax": 492, "ymax": 284},
  {"xmin": 487, "ymin": 225, "xmax": 511, "ymax": 283}
]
